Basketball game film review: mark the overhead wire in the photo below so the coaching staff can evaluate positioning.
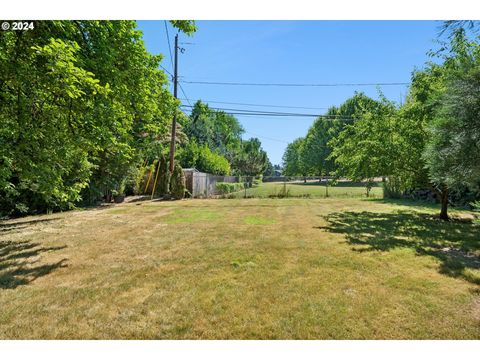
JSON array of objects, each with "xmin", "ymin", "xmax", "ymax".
[
  {"xmin": 180, "ymin": 80, "xmax": 409, "ymax": 87},
  {"xmin": 163, "ymin": 21, "xmax": 174, "ymax": 71},
  {"xmin": 180, "ymin": 105, "xmax": 355, "ymax": 120},
  {"xmin": 244, "ymin": 131, "xmax": 290, "ymax": 144},
  {"xmin": 178, "ymin": 98, "xmax": 329, "ymax": 110}
]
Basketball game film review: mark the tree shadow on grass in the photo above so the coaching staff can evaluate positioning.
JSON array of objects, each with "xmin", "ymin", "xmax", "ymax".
[
  {"xmin": 0, "ymin": 218, "xmax": 61, "ymax": 233},
  {"xmin": 318, "ymin": 211, "xmax": 480, "ymax": 285},
  {"xmin": 0, "ymin": 239, "xmax": 67, "ymax": 289}
]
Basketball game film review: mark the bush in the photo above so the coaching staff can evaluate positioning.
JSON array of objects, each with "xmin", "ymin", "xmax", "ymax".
[
  {"xmin": 179, "ymin": 140, "xmax": 231, "ymax": 175},
  {"xmin": 157, "ymin": 155, "xmax": 170, "ymax": 196},
  {"xmin": 170, "ymin": 162, "xmax": 186, "ymax": 199},
  {"xmin": 215, "ymin": 182, "xmax": 244, "ymax": 195}
]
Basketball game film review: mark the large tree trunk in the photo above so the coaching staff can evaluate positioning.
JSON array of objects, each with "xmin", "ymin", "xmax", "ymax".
[{"xmin": 439, "ymin": 187, "xmax": 449, "ymax": 221}]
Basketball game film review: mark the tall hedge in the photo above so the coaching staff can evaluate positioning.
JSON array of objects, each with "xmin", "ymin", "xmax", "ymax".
[
  {"xmin": 157, "ymin": 155, "xmax": 170, "ymax": 196},
  {"xmin": 170, "ymin": 162, "xmax": 186, "ymax": 199}
]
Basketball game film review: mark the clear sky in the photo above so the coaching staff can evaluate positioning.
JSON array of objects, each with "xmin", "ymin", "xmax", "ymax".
[{"xmin": 137, "ymin": 20, "xmax": 442, "ymax": 165}]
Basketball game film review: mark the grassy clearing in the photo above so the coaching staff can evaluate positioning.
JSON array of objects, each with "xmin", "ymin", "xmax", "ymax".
[
  {"xmin": 231, "ymin": 181, "xmax": 383, "ymax": 199},
  {"xmin": 0, "ymin": 196, "xmax": 479, "ymax": 339}
]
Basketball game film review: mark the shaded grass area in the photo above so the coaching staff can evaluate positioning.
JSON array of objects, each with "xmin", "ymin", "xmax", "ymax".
[
  {"xmin": 0, "ymin": 218, "xmax": 68, "ymax": 289},
  {"xmin": 0, "ymin": 197, "xmax": 479, "ymax": 339},
  {"xmin": 320, "ymin": 210, "xmax": 480, "ymax": 285},
  {"xmin": 232, "ymin": 181, "xmax": 383, "ymax": 199}
]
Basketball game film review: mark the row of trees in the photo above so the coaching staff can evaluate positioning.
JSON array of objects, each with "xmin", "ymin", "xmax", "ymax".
[
  {"xmin": 283, "ymin": 28, "xmax": 480, "ymax": 219},
  {"xmin": 0, "ymin": 22, "xmax": 271, "ymax": 216},
  {"xmin": 178, "ymin": 101, "xmax": 270, "ymax": 176},
  {"xmin": 282, "ymin": 92, "xmax": 378, "ymax": 179}
]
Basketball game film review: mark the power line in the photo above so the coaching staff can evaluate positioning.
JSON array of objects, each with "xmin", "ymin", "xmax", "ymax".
[
  {"xmin": 162, "ymin": 24, "xmax": 193, "ymax": 110},
  {"xmin": 178, "ymin": 83, "xmax": 192, "ymax": 107},
  {"xmin": 180, "ymin": 80, "xmax": 410, "ymax": 87},
  {"xmin": 163, "ymin": 21, "xmax": 174, "ymax": 72},
  {"xmin": 233, "ymin": 114, "xmax": 317, "ymax": 121},
  {"xmin": 159, "ymin": 64, "xmax": 173, "ymax": 77},
  {"xmin": 180, "ymin": 105, "xmax": 355, "ymax": 119},
  {"xmin": 178, "ymin": 98, "xmax": 329, "ymax": 110},
  {"xmin": 244, "ymin": 131, "xmax": 289, "ymax": 144}
]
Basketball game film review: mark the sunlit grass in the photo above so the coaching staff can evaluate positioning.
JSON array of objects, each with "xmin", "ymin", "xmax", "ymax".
[
  {"xmin": 232, "ymin": 181, "xmax": 384, "ymax": 199},
  {"xmin": 0, "ymin": 196, "xmax": 478, "ymax": 339}
]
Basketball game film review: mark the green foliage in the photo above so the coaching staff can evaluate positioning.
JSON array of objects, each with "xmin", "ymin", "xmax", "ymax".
[
  {"xmin": 196, "ymin": 146, "xmax": 231, "ymax": 176},
  {"xmin": 421, "ymin": 29, "xmax": 480, "ymax": 218},
  {"xmin": 170, "ymin": 162, "xmax": 186, "ymax": 199},
  {"xmin": 328, "ymin": 94, "xmax": 392, "ymax": 181},
  {"xmin": 471, "ymin": 201, "xmax": 480, "ymax": 225},
  {"xmin": 0, "ymin": 20, "xmax": 186, "ymax": 215},
  {"xmin": 234, "ymin": 138, "xmax": 269, "ymax": 176},
  {"xmin": 263, "ymin": 160, "xmax": 275, "ymax": 177},
  {"xmin": 184, "ymin": 101, "xmax": 244, "ymax": 165},
  {"xmin": 302, "ymin": 118, "xmax": 336, "ymax": 176},
  {"xmin": 215, "ymin": 182, "xmax": 244, "ymax": 195},
  {"xmin": 169, "ymin": 20, "xmax": 197, "ymax": 35},
  {"xmin": 183, "ymin": 101, "xmax": 270, "ymax": 176},
  {"xmin": 179, "ymin": 140, "xmax": 231, "ymax": 175},
  {"xmin": 423, "ymin": 35, "xmax": 480, "ymax": 190},
  {"xmin": 282, "ymin": 138, "xmax": 307, "ymax": 176},
  {"xmin": 157, "ymin": 156, "xmax": 170, "ymax": 196},
  {"xmin": 303, "ymin": 93, "xmax": 380, "ymax": 177}
]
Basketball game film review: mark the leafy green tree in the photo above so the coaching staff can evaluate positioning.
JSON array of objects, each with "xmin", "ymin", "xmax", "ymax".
[
  {"xmin": 302, "ymin": 118, "xmax": 335, "ymax": 177},
  {"xmin": 184, "ymin": 101, "xmax": 244, "ymax": 164},
  {"xmin": 282, "ymin": 138, "xmax": 307, "ymax": 177},
  {"xmin": 156, "ymin": 155, "xmax": 170, "ymax": 196},
  {"xmin": 178, "ymin": 140, "xmax": 231, "ymax": 175},
  {"xmin": 423, "ymin": 30, "xmax": 480, "ymax": 219},
  {"xmin": 234, "ymin": 138, "xmax": 269, "ymax": 176},
  {"xmin": 302, "ymin": 93, "xmax": 380, "ymax": 179},
  {"xmin": 328, "ymin": 94, "xmax": 396, "ymax": 196},
  {"xmin": 0, "ymin": 20, "xmax": 195, "ymax": 215},
  {"xmin": 170, "ymin": 162, "xmax": 186, "ymax": 199}
]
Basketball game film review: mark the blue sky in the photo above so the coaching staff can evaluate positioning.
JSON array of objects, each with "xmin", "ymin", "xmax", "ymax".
[{"xmin": 137, "ymin": 20, "xmax": 442, "ymax": 165}]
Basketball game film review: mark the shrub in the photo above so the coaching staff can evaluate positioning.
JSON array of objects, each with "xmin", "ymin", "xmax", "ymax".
[
  {"xmin": 157, "ymin": 155, "xmax": 170, "ymax": 196},
  {"xmin": 179, "ymin": 140, "xmax": 231, "ymax": 175},
  {"xmin": 170, "ymin": 162, "xmax": 186, "ymax": 199},
  {"xmin": 215, "ymin": 182, "xmax": 244, "ymax": 194}
]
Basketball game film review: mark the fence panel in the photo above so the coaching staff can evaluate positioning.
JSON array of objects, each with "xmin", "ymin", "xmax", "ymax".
[{"xmin": 184, "ymin": 171, "xmax": 241, "ymax": 198}]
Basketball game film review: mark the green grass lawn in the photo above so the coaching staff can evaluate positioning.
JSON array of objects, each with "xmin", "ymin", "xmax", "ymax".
[
  {"xmin": 0, "ymin": 195, "xmax": 479, "ymax": 339},
  {"xmin": 231, "ymin": 180, "xmax": 384, "ymax": 199}
]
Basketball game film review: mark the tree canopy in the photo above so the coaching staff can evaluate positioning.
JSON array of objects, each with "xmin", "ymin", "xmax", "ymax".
[{"xmin": 0, "ymin": 20, "xmax": 195, "ymax": 215}]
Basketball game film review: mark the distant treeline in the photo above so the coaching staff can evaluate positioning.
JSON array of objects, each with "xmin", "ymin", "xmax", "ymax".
[{"xmin": 282, "ymin": 28, "xmax": 480, "ymax": 219}]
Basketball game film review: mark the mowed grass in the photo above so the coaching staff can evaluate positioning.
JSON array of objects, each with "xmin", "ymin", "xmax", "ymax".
[
  {"xmin": 232, "ymin": 181, "xmax": 383, "ymax": 199},
  {"xmin": 0, "ymin": 196, "xmax": 479, "ymax": 339}
]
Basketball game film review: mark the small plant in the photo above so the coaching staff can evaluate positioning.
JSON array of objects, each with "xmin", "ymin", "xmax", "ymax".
[{"xmin": 215, "ymin": 182, "xmax": 244, "ymax": 194}]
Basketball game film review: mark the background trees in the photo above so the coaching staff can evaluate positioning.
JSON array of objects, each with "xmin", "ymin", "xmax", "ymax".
[
  {"xmin": 181, "ymin": 101, "xmax": 270, "ymax": 176},
  {"xmin": 0, "ymin": 20, "xmax": 195, "ymax": 215},
  {"xmin": 233, "ymin": 138, "xmax": 269, "ymax": 176},
  {"xmin": 282, "ymin": 138, "xmax": 306, "ymax": 177},
  {"xmin": 328, "ymin": 94, "xmax": 397, "ymax": 196},
  {"xmin": 282, "ymin": 28, "xmax": 480, "ymax": 219},
  {"xmin": 422, "ymin": 30, "xmax": 480, "ymax": 219}
]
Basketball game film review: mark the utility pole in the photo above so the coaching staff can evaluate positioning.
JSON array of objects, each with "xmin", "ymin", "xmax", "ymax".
[{"xmin": 169, "ymin": 33, "xmax": 179, "ymax": 173}]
